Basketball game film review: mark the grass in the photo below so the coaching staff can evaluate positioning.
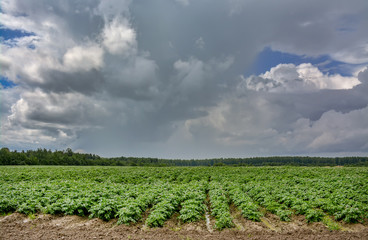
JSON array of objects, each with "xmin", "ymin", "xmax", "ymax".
[{"xmin": 322, "ymin": 216, "xmax": 341, "ymax": 231}]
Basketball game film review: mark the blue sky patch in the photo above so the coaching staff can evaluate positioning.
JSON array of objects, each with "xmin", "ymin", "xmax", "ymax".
[
  {"xmin": 252, "ymin": 47, "xmax": 358, "ymax": 77},
  {"xmin": 1, "ymin": 27, "xmax": 37, "ymax": 49},
  {"xmin": 0, "ymin": 27, "xmax": 35, "ymax": 40},
  {"xmin": 0, "ymin": 76, "xmax": 16, "ymax": 89}
]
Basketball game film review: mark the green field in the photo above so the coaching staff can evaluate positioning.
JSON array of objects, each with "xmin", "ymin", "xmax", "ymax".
[{"xmin": 1, "ymin": 166, "xmax": 367, "ymax": 230}]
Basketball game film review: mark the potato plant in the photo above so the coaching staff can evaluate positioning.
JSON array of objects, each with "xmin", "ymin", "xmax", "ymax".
[{"xmin": 0, "ymin": 166, "xmax": 367, "ymax": 229}]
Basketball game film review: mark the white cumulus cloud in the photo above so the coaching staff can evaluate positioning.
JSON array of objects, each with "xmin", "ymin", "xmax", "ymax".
[
  {"xmin": 63, "ymin": 45, "xmax": 104, "ymax": 72},
  {"xmin": 1, "ymin": 0, "xmax": 368, "ymax": 158},
  {"xmin": 102, "ymin": 18, "xmax": 136, "ymax": 55},
  {"xmin": 242, "ymin": 63, "xmax": 361, "ymax": 93}
]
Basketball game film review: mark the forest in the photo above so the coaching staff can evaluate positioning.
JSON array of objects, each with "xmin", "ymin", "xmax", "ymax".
[{"xmin": 0, "ymin": 148, "xmax": 367, "ymax": 166}]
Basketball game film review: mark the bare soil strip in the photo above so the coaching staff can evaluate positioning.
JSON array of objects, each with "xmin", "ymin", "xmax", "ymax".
[
  {"xmin": 0, "ymin": 213, "xmax": 367, "ymax": 240},
  {"xmin": 205, "ymin": 211, "xmax": 213, "ymax": 233}
]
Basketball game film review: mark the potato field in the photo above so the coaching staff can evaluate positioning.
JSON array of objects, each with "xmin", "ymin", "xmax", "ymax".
[{"xmin": 1, "ymin": 166, "xmax": 367, "ymax": 232}]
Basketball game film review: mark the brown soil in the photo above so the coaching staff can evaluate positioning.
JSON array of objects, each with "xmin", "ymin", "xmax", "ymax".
[{"xmin": 1, "ymin": 213, "xmax": 367, "ymax": 240}]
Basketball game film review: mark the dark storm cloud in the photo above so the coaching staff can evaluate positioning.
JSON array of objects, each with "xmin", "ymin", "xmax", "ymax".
[
  {"xmin": 184, "ymin": 67, "xmax": 368, "ymax": 156},
  {"xmin": 35, "ymin": 69, "xmax": 105, "ymax": 94},
  {"xmin": 1, "ymin": 0, "xmax": 368, "ymax": 158}
]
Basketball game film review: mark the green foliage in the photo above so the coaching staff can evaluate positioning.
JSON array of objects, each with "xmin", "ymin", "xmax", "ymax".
[
  {"xmin": 322, "ymin": 216, "xmax": 341, "ymax": 231},
  {"xmin": 1, "ymin": 148, "xmax": 368, "ymax": 166},
  {"xmin": 145, "ymin": 200, "xmax": 176, "ymax": 227},
  {"xmin": 305, "ymin": 209, "xmax": 325, "ymax": 222},
  {"xmin": 0, "ymin": 198, "xmax": 17, "ymax": 213},
  {"xmin": 117, "ymin": 203, "xmax": 142, "ymax": 224},
  {"xmin": 90, "ymin": 199, "xmax": 120, "ymax": 221},
  {"xmin": 334, "ymin": 205, "xmax": 365, "ymax": 223},
  {"xmin": 144, "ymin": 184, "xmax": 188, "ymax": 227},
  {"xmin": 179, "ymin": 199, "xmax": 207, "ymax": 223},
  {"xmin": 209, "ymin": 182, "xmax": 234, "ymax": 230},
  {"xmin": 0, "ymin": 165, "xmax": 367, "ymax": 230},
  {"xmin": 17, "ymin": 201, "xmax": 39, "ymax": 215},
  {"xmin": 227, "ymin": 183, "xmax": 263, "ymax": 221},
  {"xmin": 290, "ymin": 200, "xmax": 309, "ymax": 215},
  {"xmin": 276, "ymin": 209, "xmax": 293, "ymax": 222}
]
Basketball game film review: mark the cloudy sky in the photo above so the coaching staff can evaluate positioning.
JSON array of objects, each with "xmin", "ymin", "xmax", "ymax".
[{"xmin": 1, "ymin": 0, "xmax": 368, "ymax": 159}]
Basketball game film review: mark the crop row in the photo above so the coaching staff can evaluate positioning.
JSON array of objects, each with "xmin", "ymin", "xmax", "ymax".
[{"xmin": 0, "ymin": 166, "xmax": 367, "ymax": 228}]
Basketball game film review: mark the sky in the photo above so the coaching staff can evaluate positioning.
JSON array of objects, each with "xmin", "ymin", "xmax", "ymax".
[{"xmin": 1, "ymin": 0, "xmax": 368, "ymax": 159}]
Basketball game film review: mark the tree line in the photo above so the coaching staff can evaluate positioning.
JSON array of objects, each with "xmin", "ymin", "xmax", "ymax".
[{"xmin": 0, "ymin": 148, "xmax": 367, "ymax": 166}]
